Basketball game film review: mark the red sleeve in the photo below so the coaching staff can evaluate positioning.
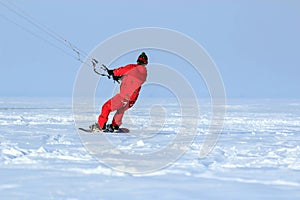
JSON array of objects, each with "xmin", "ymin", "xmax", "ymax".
[{"xmin": 113, "ymin": 64, "xmax": 136, "ymax": 77}]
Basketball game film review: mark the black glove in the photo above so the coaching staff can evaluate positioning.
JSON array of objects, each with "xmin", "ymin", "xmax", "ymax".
[
  {"xmin": 107, "ymin": 69, "xmax": 114, "ymax": 76},
  {"xmin": 112, "ymin": 75, "xmax": 122, "ymax": 83},
  {"xmin": 107, "ymin": 69, "xmax": 121, "ymax": 83}
]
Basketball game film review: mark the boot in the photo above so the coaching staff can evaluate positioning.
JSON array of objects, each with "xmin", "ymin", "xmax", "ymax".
[
  {"xmin": 89, "ymin": 123, "xmax": 102, "ymax": 132},
  {"xmin": 106, "ymin": 124, "xmax": 119, "ymax": 133}
]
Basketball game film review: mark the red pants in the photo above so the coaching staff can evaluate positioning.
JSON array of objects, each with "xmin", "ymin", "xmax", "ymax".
[{"xmin": 98, "ymin": 94, "xmax": 135, "ymax": 128}]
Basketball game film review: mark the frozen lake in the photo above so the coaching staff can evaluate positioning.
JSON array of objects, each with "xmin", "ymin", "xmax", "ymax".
[{"xmin": 0, "ymin": 97, "xmax": 300, "ymax": 199}]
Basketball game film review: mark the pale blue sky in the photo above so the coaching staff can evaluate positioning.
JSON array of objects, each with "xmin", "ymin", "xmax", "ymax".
[{"xmin": 0, "ymin": 0, "xmax": 300, "ymax": 98}]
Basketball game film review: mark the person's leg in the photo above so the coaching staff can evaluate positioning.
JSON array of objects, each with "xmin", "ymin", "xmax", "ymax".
[
  {"xmin": 111, "ymin": 108, "xmax": 126, "ymax": 127},
  {"xmin": 112, "ymin": 100, "xmax": 136, "ymax": 127},
  {"xmin": 98, "ymin": 94, "xmax": 123, "ymax": 128}
]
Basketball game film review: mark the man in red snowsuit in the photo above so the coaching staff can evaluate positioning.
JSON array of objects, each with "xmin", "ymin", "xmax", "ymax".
[{"xmin": 90, "ymin": 52, "xmax": 148, "ymax": 132}]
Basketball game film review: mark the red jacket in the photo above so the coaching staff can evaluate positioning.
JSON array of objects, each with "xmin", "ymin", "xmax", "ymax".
[{"xmin": 113, "ymin": 64, "xmax": 147, "ymax": 101}]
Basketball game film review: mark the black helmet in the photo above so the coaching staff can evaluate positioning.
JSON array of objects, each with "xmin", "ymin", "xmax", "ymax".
[{"xmin": 137, "ymin": 52, "xmax": 148, "ymax": 65}]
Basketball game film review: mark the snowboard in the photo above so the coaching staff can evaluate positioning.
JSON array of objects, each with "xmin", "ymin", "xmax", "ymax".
[{"xmin": 78, "ymin": 127, "xmax": 130, "ymax": 133}]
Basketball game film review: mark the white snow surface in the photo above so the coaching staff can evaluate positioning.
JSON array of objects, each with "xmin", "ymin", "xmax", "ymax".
[{"xmin": 0, "ymin": 97, "xmax": 300, "ymax": 200}]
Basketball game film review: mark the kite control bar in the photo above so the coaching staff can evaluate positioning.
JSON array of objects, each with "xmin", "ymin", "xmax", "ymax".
[{"xmin": 92, "ymin": 59, "xmax": 120, "ymax": 83}]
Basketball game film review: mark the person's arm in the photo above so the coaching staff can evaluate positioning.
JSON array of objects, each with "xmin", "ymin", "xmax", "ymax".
[{"xmin": 112, "ymin": 64, "xmax": 136, "ymax": 77}]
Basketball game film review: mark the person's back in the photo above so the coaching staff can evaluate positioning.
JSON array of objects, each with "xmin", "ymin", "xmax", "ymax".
[{"xmin": 114, "ymin": 63, "xmax": 147, "ymax": 101}]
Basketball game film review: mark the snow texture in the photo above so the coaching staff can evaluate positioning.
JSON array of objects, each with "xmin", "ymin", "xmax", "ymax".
[{"xmin": 0, "ymin": 97, "xmax": 300, "ymax": 199}]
